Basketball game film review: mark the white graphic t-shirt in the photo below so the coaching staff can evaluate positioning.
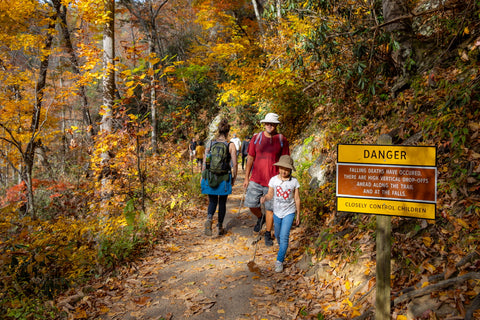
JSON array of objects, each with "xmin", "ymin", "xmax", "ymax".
[{"xmin": 268, "ymin": 175, "xmax": 300, "ymax": 218}]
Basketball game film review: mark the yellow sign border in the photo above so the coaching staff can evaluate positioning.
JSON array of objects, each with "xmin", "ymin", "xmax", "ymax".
[
  {"xmin": 338, "ymin": 144, "xmax": 436, "ymax": 166},
  {"xmin": 337, "ymin": 197, "xmax": 436, "ymax": 219}
]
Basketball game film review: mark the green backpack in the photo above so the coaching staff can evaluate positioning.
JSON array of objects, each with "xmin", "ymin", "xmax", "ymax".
[{"xmin": 208, "ymin": 141, "xmax": 231, "ymax": 175}]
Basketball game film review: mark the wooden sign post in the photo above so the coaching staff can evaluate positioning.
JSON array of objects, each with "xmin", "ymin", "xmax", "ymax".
[
  {"xmin": 376, "ymin": 134, "xmax": 392, "ymax": 320},
  {"xmin": 336, "ymin": 136, "xmax": 437, "ymax": 320}
]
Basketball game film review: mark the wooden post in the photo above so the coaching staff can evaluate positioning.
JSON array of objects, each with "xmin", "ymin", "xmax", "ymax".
[{"xmin": 376, "ymin": 134, "xmax": 392, "ymax": 320}]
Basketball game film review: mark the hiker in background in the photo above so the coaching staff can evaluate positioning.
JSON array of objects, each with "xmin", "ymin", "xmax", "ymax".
[
  {"xmin": 195, "ymin": 141, "xmax": 205, "ymax": 171},
  {"xmin": 243, "ymin": 113, "xmax": 290, "ymax": 246},
  {"xmin": 188, "ymin": 137, "xmax": 197, "ymax": 161},
  {"xmin": 240, "ymin": 136, "xmax": 250, "ymax": 171},
  {"xmin": 230, "ymin": 133, "xmax": 241, "ymax": 156},
  {"xmin": 201, "ymin": 118, "xmax": 237, "ymax": 236},
  {"xmin": 260, "ymin": 155, "xmax": 300, "ymax": 272}
]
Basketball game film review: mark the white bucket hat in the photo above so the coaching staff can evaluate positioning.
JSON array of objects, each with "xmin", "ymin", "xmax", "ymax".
[
  {"xmin": 274, "ymin": 155, "xmax": 295, "ymax": 171},
  {"xmin": 260, "ymin": 113, "xmax": 281, "ymax": 124}
]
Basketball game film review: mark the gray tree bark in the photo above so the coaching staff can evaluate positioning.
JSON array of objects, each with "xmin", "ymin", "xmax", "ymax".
[
  {"xmin": 23, "ymin": 15, "xmax": 56, "ymax": 218},
  {"xmin": 99, "ymin": 0, "xmax": 116, "ymax": 215},
  {"xmin": 251, "ymin": 0, "xmax": 264, "ymax": 34},
  {"xmin": 101, "ymin": 0, "xmax": 115, "ymax": 134},
  {"xmin": 276, "ymin": 0, "xmax": 281, "ymax": 20},
  {"xmin": 52, "ymin": 0, "xmax": 96, "ymax": 139}
]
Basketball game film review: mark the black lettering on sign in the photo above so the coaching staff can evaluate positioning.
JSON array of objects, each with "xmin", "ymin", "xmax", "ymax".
[{"xmin": 364, "ymin": 149, "xmax": 407, "ymax": 160}]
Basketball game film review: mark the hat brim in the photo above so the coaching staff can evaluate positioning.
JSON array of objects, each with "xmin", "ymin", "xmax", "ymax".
[
  {"xmin": 260, "ymin": 119, "xmax": 281, "ymax": 124},
  {"xmin": 273, "ymin": 162, "xmax": 295, "ymax": 171}
]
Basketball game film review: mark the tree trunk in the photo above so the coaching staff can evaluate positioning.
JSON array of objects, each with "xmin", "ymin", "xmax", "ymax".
[
  {"xmin": 101, "ymin": 0, "xmax": 116, "ymax": 132},
  {"xmin": 251, "ymin": 0, "xmax": 264, "ymax": 34},
  {"xmin": 34, "ymin": 139, "xmax": 54, "ymax": 179},
  {"xmin": 149, "ymin": 37, "xmax": 159, "ymax": 154},
  {"xmin": 101, "ymin": 0, "xmax": 115, "ymax": 133},
  {"xmin": 100, "ymin": 0, "xmax": 115, "ymax": 215},
  {"xmin": 276, "ymin": 0, "xmax": 281, "ymax": 20},
  {"xmin": 23, "ymin": 16, "xmax": 56, "ymax": 219},
  {"xmin": 52, "ymin": 0, "xmax": 96, "ymax": 139}
]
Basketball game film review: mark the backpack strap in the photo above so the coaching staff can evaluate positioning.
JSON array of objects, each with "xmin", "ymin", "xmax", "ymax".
[
  {"xmin": 253, "ymin": 132, "xmax": 262, "ymax": 145},
  {"xmin": 253, "ymin": 132, "xmax": 283, "ymax": 148},
  {"xmin": 208, "ymin": 140, "xmax": 215, "ymax": 152},
  {"xmin": 225, "ymin": 141, "xmax": 232, "ymax": 162}
]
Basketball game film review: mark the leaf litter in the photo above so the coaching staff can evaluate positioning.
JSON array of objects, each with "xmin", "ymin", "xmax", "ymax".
[{"xmin": 55, "ymin": 171, "xmax": 480, "ymax": 320}]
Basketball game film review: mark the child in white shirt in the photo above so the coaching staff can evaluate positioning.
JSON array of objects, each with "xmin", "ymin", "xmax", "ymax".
[{"xmin": 260, "ymin": 155, "xmax": 300, "ymax": 272}]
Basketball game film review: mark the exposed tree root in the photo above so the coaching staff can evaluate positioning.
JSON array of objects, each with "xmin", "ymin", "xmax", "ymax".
[
  {"xmin": 394, "ymin": 272, "xmax": 480, "ymax": 306},
  {"xmin": 465, "ymin": 293, "xmax": 480, "ymax": 320}
]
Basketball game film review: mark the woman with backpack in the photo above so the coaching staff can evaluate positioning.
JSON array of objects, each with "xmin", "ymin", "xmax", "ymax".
[{"xmin": 201, "ymin": 118, "xmax": 238, "ymax": 236}]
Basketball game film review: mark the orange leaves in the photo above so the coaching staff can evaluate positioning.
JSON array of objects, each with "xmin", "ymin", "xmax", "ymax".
[
  {"xmin": 0, "ymin": 211, "xmax": 100, "ymax": 302},
  {"xmin": 422, "ymin": 236, "xmax": 433, "ymax": 247},
  {"xmin": 133, "ymin": 295, "xmax": 151, "ymax": 306},
  {"xmin": 422, "ymin": 262, "xmax": 436, "ymax": 274},
  {"xmin": 70, "ymin": 0, "xmax": 108, "ymax": 26},
  {"xmin": 456, "ymin": 218, "xmax": 470, "ymax": 230}
]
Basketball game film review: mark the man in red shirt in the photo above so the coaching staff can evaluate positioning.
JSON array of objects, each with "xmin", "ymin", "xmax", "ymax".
[{"xmin": 243, "ymin": 113, "xmax": 290, "ymax": 246}]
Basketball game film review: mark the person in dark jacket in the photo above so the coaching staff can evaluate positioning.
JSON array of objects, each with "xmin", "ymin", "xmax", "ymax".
[{"xmin": 240, "ymin": 136, "xmax": 250, "ymax": 171}]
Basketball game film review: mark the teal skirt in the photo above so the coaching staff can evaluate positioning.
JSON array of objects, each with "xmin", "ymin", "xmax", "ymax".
[{"xmin": 201, "ymin": 172, "xmax": 232, "ymax": 196}]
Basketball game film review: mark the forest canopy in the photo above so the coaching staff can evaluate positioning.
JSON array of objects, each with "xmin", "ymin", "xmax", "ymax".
[{"xmin": 0, "ymin": 0, "xmax": 479, "ymax": 318}]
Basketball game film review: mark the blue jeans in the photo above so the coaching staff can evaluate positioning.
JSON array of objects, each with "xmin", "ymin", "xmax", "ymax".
[
  {"xmin": 273, "ymin": 213, "xmax": 295, "ymax": 263},
  {"xmin": 208, "ymin": 195, "xmax": 228, "ymax": 227}
]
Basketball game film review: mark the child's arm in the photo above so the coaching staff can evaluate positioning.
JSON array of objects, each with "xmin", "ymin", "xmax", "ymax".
[
  {"xmin": 294, "ymin": 187, "xmax": 301, "ymax": 225},
  {"xmin": 260, "ymin": 187, "xmax": 274, "ymax": 204}
]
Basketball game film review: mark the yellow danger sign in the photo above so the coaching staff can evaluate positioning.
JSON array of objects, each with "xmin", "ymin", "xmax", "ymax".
[
  {"xmin": 338, "ymin": 145, "xmax": 436, "ymax": 166},
  {"xmin": 337, "ymin": 197, "xmax": 436, "ymax": 219}
]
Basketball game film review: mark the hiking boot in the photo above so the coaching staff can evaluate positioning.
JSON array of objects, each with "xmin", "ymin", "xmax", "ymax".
[
  {"xmin": 274, "ymin": 260, "xmax": 283, "ymax": 273},
  {"xmin": 253, "ymin": 215, "xmax": 265, "ymax": 232},
  {"xmin": 264, "ymin": 231, "xmax": 273, "ymax": 247},
  {"xmin": 218, "ymin": 227, "xmax": 226, "ymax": 236},
  {"xmin": 204, "ymin": 219, "xmax": 212, "ymax": 236}
]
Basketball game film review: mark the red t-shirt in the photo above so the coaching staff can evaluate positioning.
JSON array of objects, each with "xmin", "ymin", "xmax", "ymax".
[{"xmin": 247, "ymin": 132, "xmax": 290, "ymax": 186}]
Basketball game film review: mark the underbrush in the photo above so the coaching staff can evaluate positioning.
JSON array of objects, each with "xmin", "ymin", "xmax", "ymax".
[
  {"xmin": 0, "ymin": 141, "xmax": 201, "ymax": 319},
  {"xmin": 294, "ymin": 64, "xmax": 480, "ymax": 318}
]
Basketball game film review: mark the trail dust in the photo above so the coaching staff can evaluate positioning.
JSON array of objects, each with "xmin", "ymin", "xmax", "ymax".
[{"xmin": 91, "ymin": 170, "xmax": 307, "ymax": 319}]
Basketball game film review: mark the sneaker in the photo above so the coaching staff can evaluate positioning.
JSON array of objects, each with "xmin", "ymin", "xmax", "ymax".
[
  {"xmin": 274, "ymin": 261, "xmax": 283, "ymax": 273},
  {"xmin": 264, "ymin": 231, "xmax": 273, "ymax": 247},
  {"xmin": 253, "ymin": 215, "xmax": 265, "ymax": 232},
  {"xmin": 218, "ymin": 227, "xmax": 226, "ymax": 236},
  {"xmin": 204, "ymin": 219, "xmax": 212, "ymax": 236}
]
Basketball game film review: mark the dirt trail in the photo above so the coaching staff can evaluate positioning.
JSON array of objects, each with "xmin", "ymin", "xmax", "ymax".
[{"xmin": 97, "ymin": 170, "xmax": 306, "ymax": 320}]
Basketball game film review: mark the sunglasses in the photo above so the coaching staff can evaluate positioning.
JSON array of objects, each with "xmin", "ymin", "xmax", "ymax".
[{"xmin": 264, "ymin": 123, "xmax": 278, "ymax": 126}]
